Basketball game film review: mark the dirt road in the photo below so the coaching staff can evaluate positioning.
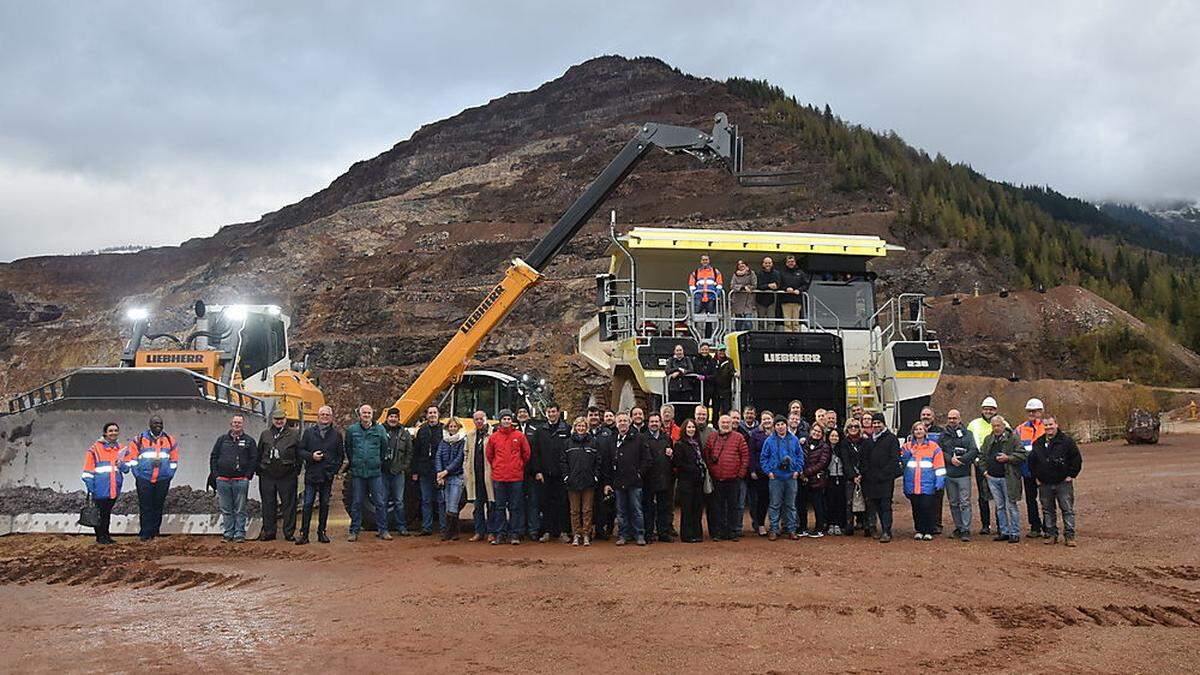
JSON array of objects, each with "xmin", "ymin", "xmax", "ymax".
[{"xmin": 3, "ymin": 435, "xmax": 1199, "ymax": 673}]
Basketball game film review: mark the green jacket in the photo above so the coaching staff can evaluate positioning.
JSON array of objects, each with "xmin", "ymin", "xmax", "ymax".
[
  {"xmin": 382, "ymin": 424, "xmax": 413, "ymax": 476},
  {"xmin": 981, "ymin": 430, "xmax": 1026, "ymax": 499},
  {"xmin": 345, "ymin": 422, "xmax": 388, "ymax": 478}
]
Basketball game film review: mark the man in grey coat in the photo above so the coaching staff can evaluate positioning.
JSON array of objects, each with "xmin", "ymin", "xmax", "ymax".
[{"xmin": 939, "ymin": 409, "xmax": 978, "ymax": 541}]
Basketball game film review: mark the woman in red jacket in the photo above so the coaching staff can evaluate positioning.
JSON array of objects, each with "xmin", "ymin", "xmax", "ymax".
[{"xmin": 798, "ymin": 423, "xmax": 831, "ymax": 537}]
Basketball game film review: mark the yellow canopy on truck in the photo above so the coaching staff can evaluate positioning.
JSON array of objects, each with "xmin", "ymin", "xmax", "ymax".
[{"xmin": 615, "ymin": 227, "xmax": 902, "ymax": 258}]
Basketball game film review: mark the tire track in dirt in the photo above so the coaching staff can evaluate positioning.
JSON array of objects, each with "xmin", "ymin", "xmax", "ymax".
[{"xmin": 1043, "ymin": 564, "xmax": 1200, "ymax": 604}]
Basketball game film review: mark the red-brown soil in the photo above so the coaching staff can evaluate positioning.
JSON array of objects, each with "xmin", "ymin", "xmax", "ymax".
[{"xmin": 2, "ymin": 433, "xmax": 1199, "ymax": 673}]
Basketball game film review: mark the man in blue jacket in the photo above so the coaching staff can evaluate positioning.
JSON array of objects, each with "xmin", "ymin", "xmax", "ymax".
[{"xmin": 760, "ymin": 417, "xmax": 804, "ymax": 541}]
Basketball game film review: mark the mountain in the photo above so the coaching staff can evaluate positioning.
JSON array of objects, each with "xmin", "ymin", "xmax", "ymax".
[
  {"xmin": 1099, "ymin": 201, "xmax": 1200, "ymax": 254},
  {"xmin": 2, "ymin": 55, "xmax": 1199, "ymax": 417}
]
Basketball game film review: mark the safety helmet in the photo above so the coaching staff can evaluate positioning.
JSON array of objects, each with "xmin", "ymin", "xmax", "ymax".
[
  {"xmin": 1024, "ymin": 398, "xmax": 1044, "ymax": 411},
  {"xmin": 980, "ymin": 396, "xmax": 998, "ymax": 409}
]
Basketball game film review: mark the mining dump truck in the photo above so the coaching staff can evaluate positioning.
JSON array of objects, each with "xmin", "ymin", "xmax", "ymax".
[{"xmin": 0, "ymin": 301, "xmax": 324, "ymax": 535}]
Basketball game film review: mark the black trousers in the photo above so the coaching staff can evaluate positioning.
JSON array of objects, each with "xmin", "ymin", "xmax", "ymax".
[
  {"xmin": 909, "ymin": 493, "xmax": 937, "ymax": 534},
  {"xmin": 713, "ymin": 479, "xmax": 741, "ymax": 539},
  {"xmin": 542, "ymin": 479, "xmax": 568, "ymax": 537},
  {"xmin": 713, "ymin": 390, "xmax": 733, "ymax": 416},
  {"xmin": 866, "ymin": 493, "xmax": 894, "ymax": 535},
  {"xmin": 825, "ymin": 476, "xmax": 848, "ymax": 529},
  {"xmin": 135, "ymin": 477, "xmax": 171, "ymax": 538},
  {"xmin": 259, "ymin": 473, "xmax": 298, "ymax": 538},
  {"xmin": 748, "ymin": 477, "xmax": 769, "ymax": 530},
  {"xmin": 593, "ymin": 490, "xmax": 614, "ymax": 538},
  {"xmin": 975, "ymin": 466, "xmax": 993, "ymax": 529},
  {"xmin": 932, "ymin": 488, "xmax": 945, "ymax": 532},
  {"xmin": 677, "ymin": 480, "xmax": 704, "ymax": 541},
  {"xmin": 642, "ymin": 485, "xmax": 674, "ymax": 539},
  {"xmin": 93, "ymin": 497, "xmax": 115, "ymax": 541},
  {"xmin": 1023, "ymin": 476, "xmax": 1044, "ymax": 531},
  {"xmin": 797, "ymin": 482, "xmax": 826, "ymax": 532},
  {"xmin": 301, "ymin": 480, "xmax": 333, "ymax": 535}
]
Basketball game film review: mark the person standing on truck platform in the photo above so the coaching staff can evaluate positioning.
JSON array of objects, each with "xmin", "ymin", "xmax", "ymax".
[
  {"xmin": 413, "ymin": 406, "xmax": 444, "ymax": 536},
  {"xmin": 128, "ymin": 414, "xmax": 179, "ymax": 541},
  {"xmin": 1016, "ymin": 399, "xmax": 1048, "ymax": 538},
  {"xmin": 487, "ymin": 409, "xmax": 531, "ymax": 545},
  {"xmin": 693, "ymin": 342, "xmax": 716, "ymax": 411},
  {"xmin": 710, "ymin": 346, "xmax": 734, "ymax": 416},
  {"xmin": 666, "ymin": 343, "xmax": 695, "ymax": 413},
  {"xmin": 688, "ymin": 254, "xmax": 723, "ymax": 340},
  {"xmin": 256, "ymin": 409, "xmax": 300, "ymax": 542},
  {"xmin": 516, "ymin": 407, "xmax": 543, "ymax": 542},
  {"xmin": 755, "ymin": 256, "xmax": 782, "ymax": 330},
  {"xmin": 777, "ymin": 254, "xmax": 810, "ymax": 332},
  {"xmin": 82, "ymin": 422, "xmax": 129, "ymax": 545},
  {"xmin": 858, "ymin": 412, "xmax": 902, "ymax": 543},
  {"xmin": 464, "ymin": 410, "xmax": 496, "ymax": 543},
  {"xmin": 381, "ymin": 407, "xmax": 413, "ymax": 536},
  {"xmin": 344, "ymin": 404, "xmax": 391, "ymax": 542},
  {"xmin": 534, "ymin": 405, "xmax": 572, "ymax": 543},
  {"xmin": 729, "ymin": 259, "xmax": 758, "ymax": 332},
  {"xmin": 208, "ymin": 414, "xmax": 258, "ymax": 543},
  {"xmin": 967, "ymin": 397, "xmax": 1001, "ymax": 535},
  {"xmin": 1029, "ymin": 416, "xmax": 1082, "ymax": 547},
  {"xmin": 296, "ymin": 405, "xmax": 343, "ymax": 545}
]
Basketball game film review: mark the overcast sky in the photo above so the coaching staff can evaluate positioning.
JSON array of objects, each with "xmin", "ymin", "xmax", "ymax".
[{"xmin": 1, "ymin": 1, "xmax": 1197, "ymax": 261}]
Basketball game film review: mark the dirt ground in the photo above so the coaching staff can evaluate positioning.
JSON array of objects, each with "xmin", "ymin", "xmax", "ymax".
[{"xmin": 2, "ymin": 434, "xmax": 1199, "ymax": 674}]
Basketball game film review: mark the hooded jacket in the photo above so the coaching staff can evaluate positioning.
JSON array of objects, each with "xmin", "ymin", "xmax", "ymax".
[
  {"xmin": 435, "ymin": 429, "xmax": 466, "ymax": 477},
  {"xmin": 561, "ymin": 433, "xmax": 601, "ymax": 491},
  {"xmin": 485, "ymin": 425, "xmax": 530, "ymax": 482},
  {"xmin": 127, "ymin": 430, "xmax": 180, "ymax": 484},
  {"xmin": 901, "ymin": 438, "xmax": 946, "ymax": 495},
  {"xmin": 82, "ymin": 439, "xmax": 129, "ymax": 500}
]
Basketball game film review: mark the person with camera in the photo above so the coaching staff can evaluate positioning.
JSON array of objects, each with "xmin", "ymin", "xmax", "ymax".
[
  {"xmin": 256, "ymin": 409, "xmax": 300, "ymax": 542},
  {"xmin": 759, "ymin": 416, "xmax": 803, "ymax": 540},
  {"xmin": 939, "ymin": 409, "xmax": 978, "ymax": 541},
  {"xmin": 81, "ymin": 422, "xmax": 130, "ymax": 545},
  {"xmin": 1028, "ymin": 416, "xmax": 1082, "ymax": 547}
]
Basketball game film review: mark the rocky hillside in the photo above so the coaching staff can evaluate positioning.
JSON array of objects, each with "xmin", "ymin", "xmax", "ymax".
[{"xmin": 2, "ymin": 55, "xmax": 1198, "ymax": 418}]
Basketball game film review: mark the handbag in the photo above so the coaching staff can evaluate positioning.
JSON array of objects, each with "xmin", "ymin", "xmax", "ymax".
[
  {"xmin": 79, "ymin": 497, "xmax": 99, "ymax": 528},
  {"xmin": 851, "ymin": 483, "xmax": 867, "ymax": 512}
]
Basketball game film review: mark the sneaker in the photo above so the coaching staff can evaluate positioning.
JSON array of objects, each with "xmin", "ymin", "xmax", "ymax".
[
  {"xmin": 572, "ymin": 535, "xmax": 581, "ymax": 546},
  {"xmin": 1008, "ymin": 535, "xmax": 1020, "ymax": 544},
  {"xmin": 489, "ymin": 537, "xmax": 499, "ymax": 546},
  {"xmin": 582, "ymin": 536, "xmax": 591, "ymax": 546},
  {"xmin": 798, "ymin": 530, "xmax": 811, "ymax": 538},
  {"xmin": 1065, "ymin": 538, "xmax": 1077, "ymax": 547},
  {"xmin": 636, "ymin": 537, "xmax": 647, "ymax": 546},
  {"xmin": 768, "ymin": 532, "xmax": 778, "ymax": 541},
  {"xmin": 810, "ymin": 531, "xmax": 825, "ymax": 539},
  {"xmin": 560, "ymin": 534, "xmax": 572, "ymax": 544},
  {"xmin": 922, "ymin": 534, "xmax": 934, "ymax": 541},
  {"xmin": 380, "ymin": 532, "xmax": 394, "ymax": 541},
  {"xmin": 539, "ymin": 533, "xmax": 551, "ymax": 543},
  {"xmin": 347, "ymin": 533, "xmax": 358, "ymax": 542},
  {"xmin": 510, "ymin": 537, "xmax": 520, "ymax": 546},
  {"xmin": 615, "ymin": 538, "xmax": 627, "ymax": 546},
  {"xmin": 879, "ymin": 533, "xmax": 892, "ymax": 543},
  {"xmin": 914, "ymin": 533, "xmax": 924, "ymax": 540},
  {"xmin": 758, "ymin": 526, "xmax": 768, "ymax": 536}
]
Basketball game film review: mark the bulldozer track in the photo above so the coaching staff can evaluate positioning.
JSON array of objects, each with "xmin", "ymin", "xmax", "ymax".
[{"xmin": 1043, "ymin": 563, "xmax": 1200, "ymax": 604}]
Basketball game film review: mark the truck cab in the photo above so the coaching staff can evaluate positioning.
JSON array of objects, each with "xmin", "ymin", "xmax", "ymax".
[{"xmin": 578, "ymin": 226, "xmax": 941, "ymax": 430}]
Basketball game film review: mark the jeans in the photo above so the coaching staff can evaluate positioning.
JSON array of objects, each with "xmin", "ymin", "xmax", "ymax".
[
  {"xmin": 301, "ymin": 481, "xmax": 332, "ymax": 535},
  {"xmin": 1039, "ymin": 481, "xmax": 1076, "ymax": 539},
  {"xmin": 866, "ymin": 492, "xmax": 894, "ymax": 534},
  {"xmin": 614, "ymin": 486, "xmax": 644, "ymax": 541},
  {"xmin": 216, "ymin": 478, "xmax": 249, "ymax": 540},
  {"xmin": 493, "ymin": 480, "xmax": 524, "ymax": 540},
  {"xmin": 258, "ymin": 473, "xmax": 297, "ymax": 538},
  {"xmin": 908, "ymin": 493, "xmax": 937, "ymax": 534},
  {"xmin": 382, "ymin": 472, "xmax": 408, "ymax": 533},
  {"xmin": 756, "ymin": 302, "xmax": 777, "ymax": 330},
  {"xmin": 439, "ymin": 475, "xmax": 465, "ymax": 516},
  {"xmin": 736, "ymin": 479, "xmax": 747, "ymax": 535},
  {"xmin": 797, "ymin": 482, "xmax": 826, "ymax": 532},
  {"xmin": 350, "ymin": 475, "xmax": 387, "ymax": 535},
  {"xmin": 135, "ymin": 477, "xmax": 171, "ymax": 538},
  {"xmin": 522, "ymin": 478, "xmax": 542, "ymax": 536},
  {"xmin": 418, "ymin": 473, "xmax": 441, "ymax": 533},
  {"xmin": 1023, "ymin": 476, "xmax": 1043, "ymax": 532},
  {"xmin": 988, "ymin": 475, "xmax": 1020, "ymax": 537},
  {"xmin": 767, "ymin": 477, "xmax": 798, "ymax": 534},
  {"xmin": 714, "ymin": 479, "xmax": 741, "ymax": 539},
  {"xmin": 945, "ymin": 475, "xmax": 973, "ymax": 534}
]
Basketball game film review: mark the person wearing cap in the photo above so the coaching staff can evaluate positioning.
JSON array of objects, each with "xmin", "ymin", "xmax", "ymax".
[
  {"xmin": 256, "ymin": 409, "xmax": 301, "ymax": 541},
  {"xmin": 710, "ymin": 345, "xmax": 735, "ymax": 416},
  {"xmin": 381, "ymin": 407, "xmax": 414, "ymax": 536},
  {"xmin": 968, "ymin": 397, "xmax": 1001, "ymax": 535},
  {"xmin": 858, "ymin": 412, "xmax": 902, "ymax": 543},
  {"xmin": 1016, "ymin": 398, "xmax": 1047, "ymax": 538},
  {"xmin": 1028, "ymin": 416, "xmax": 1082, "ymax": 546},
  {"xmin": 485, "ymin": 409, "xmax": 531, "ymax": 545}
]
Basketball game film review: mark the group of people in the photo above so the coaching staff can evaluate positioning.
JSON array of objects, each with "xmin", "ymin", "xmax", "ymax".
[
  {"xmin": 80, "ymin": 394, "xmax": 1083, "ymax": 548},
  {"xmin": 687, "ymin": 253, "xmax": 818, "ymax": 333}
]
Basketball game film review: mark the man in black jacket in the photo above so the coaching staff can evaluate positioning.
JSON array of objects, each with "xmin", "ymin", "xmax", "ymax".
[
  {"xmin": 533, "ymin": 406, "xmax": 570, "ymax": 543},
  {"xmin": 777, "ymin": 254, "xmax": 810, "ymax": 332},
  {"xmin": 1029, "ymin": 416, "xmax": 1082, "ymax": 546},
  {"xmin": 604, "ymin": 412, "xmax": 652, "ymax": 546},
  {"xmin": 710, "ymin": 347, "xmax": 735, "ymax": 416},
  {"xmin": 693, "ymin": 342, "xmax": 717, "ymax": 411},
  {"xmin": 516, "ymin": 408, "xmax": 543, "ymax": 542},
  {"xmin": 256, "ymin": 409, "xmax": 301, "ymax": 541},
  {"xmin": 588, "ymin": 407, "xmax": 615, "ymax": 539},
  {"xmin": 412, "ymin": 406, "xmax": 443, "ymax": 536},
  {"xmin": 296, "ymin": 405, "xmax": 344, "ymax": 545},
  {"xmin": 858, "ymin": 412, "xmax": 902, "ymax": 543},
  {"xmin": 641, "ymin": 413, "xmax": 675, "ymax": 542},
  {"xmin": 755, "ymin": 256, "xmax": 782, "ymax": 330},
  {"xmin": 209, "ymin": 415, "xmax": 258, "ymax": 543}
]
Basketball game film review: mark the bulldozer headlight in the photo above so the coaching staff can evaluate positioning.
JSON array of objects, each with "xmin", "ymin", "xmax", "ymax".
[
  {"xmin": 223, "ymin": 304, "xmax": 248, "ymax": 321},
  {"xmin": 126, "ymin": 307, "xmax": 149, "ymax": 321}
]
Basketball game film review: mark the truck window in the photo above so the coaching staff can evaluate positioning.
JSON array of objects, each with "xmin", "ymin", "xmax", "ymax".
[{"xmin": 807, "ymin": 280, "xmax": 875, "ymax": 329}]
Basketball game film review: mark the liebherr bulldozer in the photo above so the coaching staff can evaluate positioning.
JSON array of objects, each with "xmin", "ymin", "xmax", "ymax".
[{"xmin": 0, "ymin": 301, "xmax": 324, "ymax": 534}]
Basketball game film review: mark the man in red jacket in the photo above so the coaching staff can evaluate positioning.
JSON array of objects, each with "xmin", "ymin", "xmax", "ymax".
[
  {"xmin": 705, "ymin": 414, "xmax": 749, "ymax": 541},
  {"xmin": 486, "ymin": 409, "xmax": 531, "ymax": 545}
]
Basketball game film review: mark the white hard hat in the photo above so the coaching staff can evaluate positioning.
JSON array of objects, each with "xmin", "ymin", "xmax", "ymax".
[
  {"xmin": 981, "ymin": 396, "xmax": 998, "ymax": 409},
  {"xmin": 1025, "ymin": 398, "xmax": 1044, "ymax": 410}
]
